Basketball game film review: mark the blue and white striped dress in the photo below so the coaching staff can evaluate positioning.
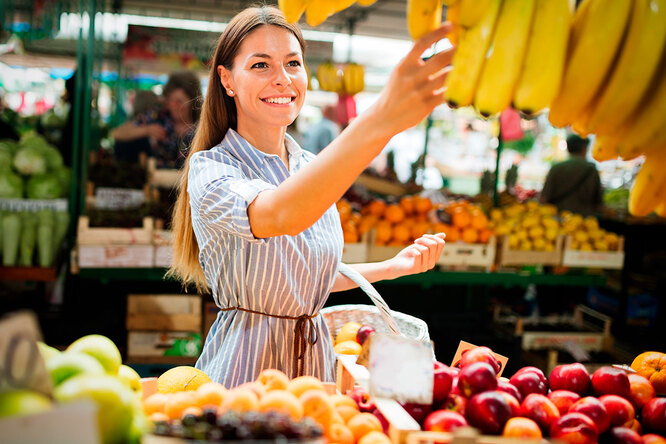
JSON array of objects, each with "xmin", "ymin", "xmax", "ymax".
[{"xmin": 188, "ymin": 129, "xmax": 343, "ymax": 388}]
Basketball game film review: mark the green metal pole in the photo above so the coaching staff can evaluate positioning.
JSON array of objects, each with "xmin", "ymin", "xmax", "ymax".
[
  {"xmin": 78, "ymin": 0, "xmax": 95, "ymax": 216},
  {"xmin": 493, "ymin": 123, "xmax": 503, "ymax": 207}
]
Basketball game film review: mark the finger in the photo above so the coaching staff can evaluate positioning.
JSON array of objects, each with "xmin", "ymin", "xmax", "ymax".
[
  {"xmin": 423, "ymin": 46, "xmax": 456, "ymax": 78},
  {"xmin": 406, "ymin": 23, "xmax": 454, "ymax": 64},
  {"xmin": 424, "ymin": 233, "xmax": 446, "ymax": 263},
  {"xmin": 414, "ymin": 244, "xmax": 429, "ymax": 270},
  {"xmin": 416, "ymin": 237, "xmax": 438, "ymax": 269}
]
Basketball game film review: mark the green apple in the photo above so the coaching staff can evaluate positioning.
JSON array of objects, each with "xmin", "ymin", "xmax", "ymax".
[
  {"xmin": 54, "ymin": 374, "xmax": 134, "ymax": 444},
  {"xmin": 46, "ymin": 351, "xmax": 106, "ymax": 386},
  {"xmin": 66, "ymin": 334, "xmax": 121, "ymax": 375},
  {"xmin": 0, "ymin": 390, "xmax": 52, "ymax": 418},
  {"xmin": 118, "ymin": 364, "xmax": 142, "ymax": 396},
  {"xmin": 37, "ymin": 341, "xmax": 61, "ymax": 362}
]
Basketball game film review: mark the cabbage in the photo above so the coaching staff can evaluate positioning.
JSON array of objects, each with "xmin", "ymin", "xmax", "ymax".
[
  {"xmin": 42, "ymin": 145, "xmax": 64, "ymax": 170},
  {"xmin": 19, "ymin": 131, "xmax": 49, "ymax": 151},
  {"xmin": 26, "ymin": 173, "xmax": 63, "ymax": 199},
  {"xmin": 13, "ymin": 146, "xmax": 48, "ymax": 175},
  {"xmin": 54, "ymin": 167, "xmax": 71, "ymax": 192},
  {"xmin": 0, "ymin": 140, "xmax": 19, "ymax": 156},
  {"xmin": 0, "ymin": 149, "xmax": 11, "ymax": 173},
  {"xmin": 0, "ymin": 172, "xmax": 24, "ymax": 198}
]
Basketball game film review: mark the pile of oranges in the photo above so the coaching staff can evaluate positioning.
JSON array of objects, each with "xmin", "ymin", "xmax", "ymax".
[
  {"xmin": 438, "ymin": 201, "xmax": 494, "ymax": 244},
  {"xmin": 144, "ymin": 367, "xmax": 391, "ymax": 444}
]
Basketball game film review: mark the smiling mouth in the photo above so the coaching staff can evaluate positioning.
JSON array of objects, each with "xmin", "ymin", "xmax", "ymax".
[{"xmin": 261, "ymin": 97, "xmax": 295, "ymax": 104}]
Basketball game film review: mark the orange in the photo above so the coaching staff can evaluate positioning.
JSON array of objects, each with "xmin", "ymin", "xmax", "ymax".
[
  {"xmin": 334, "ymin": 341, "xmax": 363, "ymax": 355},
  {"xmin": 445, "ymin": 227, "xmax": 460, "ymax": 243},
  {"xmin": 399, "ymin": 196, "xmax": 415, "ymax": 215},
  {"xmin": 432, "ymin": 222, "xmax": 448, "ymax": 234},
  {"xmin": 366, "ymin": 200, "xmax": 386, "ymax": 217},
  {"xmin": 238, "ymin": 381, "xmax": 266, "ymax": 399},
  {"xmin": 222, "ymin": 388, "xmax": 259, "ymax": 412},
  {"xmin": 287, "ymin": 376, "xmax": 326, "ymax": 399},
  {"xmin": 257, "ymin": 369, "xmax": 290, "ymax": 392},
  {"xmin": 414, "ymin": 196, "xmax": 433, "ymax": 214},
  {"xmin": 631, "ymin": 351, "xmax": 666, "ymax": 394},
  {"xmin": 336, "ymin": 322, "xmax": 362, "ymax": 345},
  {"xmin": 336, "ymin": 405, "xmax": 360, "ymax": 423},
  {"xmin": 181, "ymin": 405, "xmax": 203, "ymax": 418},
  {"xmin": 258, "ymin": 390, "xmax": 303, "ymax": 420},
  {"xmin": 348, "ymin": 412, "xmax": 383, "ymax": 442},
  {"xmin": 374, "ymin": 222, "xmax": 392, "ymax": 245},
  {"xmin": 471, "ymin": 213, "xmax": 488, "ymax": 230},
  {"xmin": 330, "ymin": 394, "xmax": 359, "ymax": 410},
  {"xmin": 301, "ymin": 389, "xmax": 336, "ymax": 433},
  {"xmin": 144, "ymin": 393, "xmax": 169, "ymax": 415},
  {"xmin": 329, "ymin": 423, "xmax": 355, "ymax": 444},
  {"xmin": 157, "ymin": 366, "xmax": 212, "ymax": 393},
  {"xmin": 349, "ymin": 212, "xmax": 362, "ymax": 225},
  {"xmin": 384, "ymin": 204, "xmax": 405, "ymax": 224},
  {"xmin": 391, "ymin": 224, "xmax": 411, "ymax": 244},
  {"xmin": 478, "ymin": 228, "xmax": 493, "ymax": 244},
  {"xmin": 452, "ymin": 209, "xmax": 471, "ymax": 229},
  {"xmin": 344, "ymin": 229, "xmax": 360, "ymax": 243},
  {"xmin": 336, "ymin": 200, "xmax": 352, "ymax": 214},
  {"xmin": 164, "ymin": 391, "xmax": 196, "ymax": 420},
  {"xmin": 194, "ymin": 382, "xmax": 227, "ymax": 408},
  {"xmin": 149, "ymin": 412, "xmax": 170, "ymax": 423},
  {"xmin": 411, "ymin": 222, "xmax": 430, "ymax": 240},
  {"xmin": 461, "ymin": 227, "xmax": 479, "ymax": 243},
  {"xmin": 358, "ymin": 216, "xmax": 377, "ymax": 235},
  {"xmin": 338, "ymin": 205, "xmax": 351, "ymax": 224},
  {"xmin": 359, "ymin": 431, "xmax": 392, "ymax": 444}
]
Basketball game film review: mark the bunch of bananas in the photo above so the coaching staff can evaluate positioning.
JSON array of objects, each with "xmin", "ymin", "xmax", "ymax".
[
  {"xmin": 316, "ymin": 62, "xmax": 365, "ymax": 95},
  {"xmin": 278, "ymin": 0, "xmax": 378, "ymax": 26},
  {"xmin": 316, "ymin": 62, "xmax": 343, "ymax": 93},
  {"xmin": 342, "ymin": 63, "xmax": 365, "ymax": 95}
]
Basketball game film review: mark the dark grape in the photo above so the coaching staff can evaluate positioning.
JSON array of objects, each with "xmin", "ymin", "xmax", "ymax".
[
  {"xmin": 153, "ymin": 421, "xmax": 171, "ymax": 436},
  {"xmin": 203, "ymin": 408, "xmax": 218, "ymax": 425},
  {"xmin": 182, "ymin": 413, "xmax": 198, "ymax": 428}
]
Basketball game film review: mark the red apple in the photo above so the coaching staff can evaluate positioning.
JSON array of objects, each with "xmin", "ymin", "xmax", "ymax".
[
  {"xmin": 569, "ymin": 396, "xmax": 611, "ymax": 433},
  {"xmin": 510, "ymin": 369, "xmax": 548, "ymax": 399},
  {"xmin": 591, "ymin": 367, "xmax": 631, "ymax": 398},
  {"xmin": 424, "ymin": 410, "xmax": 468, "ymax": 432},
  {"xmin": 600, "ymin": 427, "xmax": 643, "ymax": 444},
  {"xmin": 465, "ymin": 391, "xmax": 512, "ymax": 435},
  {"xmin": 641, "ymin": 398, "xmax": 666, "ymax": 434},
  {"xmin": 514, "ymin": 366, "xmax": 548, "ymax": 386},
  {"xmin": 347, "ymin": 386, "xmax": 376, "ymax": 412},
  {"xmin": 458, "ymin": 362, "xmax": 498, "ymax": 398},
  {"xmin": 549, "ymin": 390, "xmax": 581, "ymax": 416},
  {"xmin": 356, "ymin": 325, "xmax": 375, "ymax": 345},
  {"xmin": 599, "ymin": 394, "xmax": 635, "ymax": 427},
  {"xmin": 498, "ymin": 391, "xmax": 521, "ymax": 417},
  {"xmin": 459, "ymin": 346, "xmax": 501, "ymax": 374},
  {"xmin": 550, "ymin": 413, "xmax": 599, "ymax": 444},
  {"xmin": 502, "ymin": 417, "xmax": 543, "ymax": 438},
  {"xmin": 400, "ymin": 402, "xmax": 431, "ymax": 425},
  {"xmin": 520, "ymin": 393, "xmax": 561, "ymax": 432},
  {"xmin": 372, "ymin": 408, "xmax": 389, "ymax": 434},
  {"xmin": 433, "ymin": 361, "xmax": 455, "ymax": 404},
  {"xmin": 442, "ymin": 393, "xmax": 467, "ymax": 415},
  {"xmin": 642, "ymin": 434, "xmax": 666, "ymax": 444},
  {"xmin": 450, "ymin": 376, "xmax": 460, "ymax": 396},
  {"xmin": 497, "ymin": 379, "xmax": 523, "ymax": 403},
  {"xmin": 550, "ymin": 363, "xmax": 591, "ymax": 396},
  {"xmin": 626, "ymin": 418, "xmax": 642, "ymax": 434},
  {"xmin": 627, "ymin": 373, "xmax": 656, "ymax": 410}
]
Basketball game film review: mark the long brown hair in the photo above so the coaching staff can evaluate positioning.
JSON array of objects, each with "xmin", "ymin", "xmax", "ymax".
[{"xmin": 168, "ymin": 6, "xmax": 306, "ymax": 291}]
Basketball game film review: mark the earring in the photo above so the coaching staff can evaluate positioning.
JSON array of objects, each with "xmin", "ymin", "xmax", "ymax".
[{"xmin": 227, "ymin": 89, "xmax": 234, "ymax": 96}]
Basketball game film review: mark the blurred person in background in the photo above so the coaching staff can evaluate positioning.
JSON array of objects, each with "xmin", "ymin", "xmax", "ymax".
[
  {"xmin": 303, "ymin": 104, "xmax": 339, "ymax": 154},
  {"xmin": 113, "ymin": 89, "xmax": 159, "ymax": 163},
  {"xmin": 540, "ymin": 134, "xmax": 603, "ymax": 216},
  {"xmin": 111, "ymin": 71, "xmax": 202, "ymax": 168}
]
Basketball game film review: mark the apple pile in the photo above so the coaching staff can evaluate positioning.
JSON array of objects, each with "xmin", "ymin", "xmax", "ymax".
[{"xmin": 354, "ymin": 346, "xmax": 666, "ymax": 444}]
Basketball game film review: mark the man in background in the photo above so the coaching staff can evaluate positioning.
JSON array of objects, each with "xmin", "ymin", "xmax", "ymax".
[{"xmin": 304, "ymin": 104, "xmax": 339, "ymax": 155}]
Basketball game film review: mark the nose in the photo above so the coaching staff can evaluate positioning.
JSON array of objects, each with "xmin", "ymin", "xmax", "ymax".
[{"xmin": 273, "ymin": 64, "xmax": 292, "ymax": 88}]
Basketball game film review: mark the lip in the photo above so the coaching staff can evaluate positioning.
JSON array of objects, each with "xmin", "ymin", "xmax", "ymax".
[{"xmin": 260, "ymin": 95, "xmax": 296, "ymax": 106}]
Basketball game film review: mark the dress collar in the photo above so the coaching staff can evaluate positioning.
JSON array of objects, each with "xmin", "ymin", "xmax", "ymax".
[{"xmin": 220, "ymin": 128, "xmax": 303, "ymax": 164}]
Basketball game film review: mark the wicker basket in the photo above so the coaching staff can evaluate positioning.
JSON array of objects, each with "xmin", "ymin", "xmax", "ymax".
[{"xmin": 321, "ymin": 304, "xmax": 430, "ymax": 343}]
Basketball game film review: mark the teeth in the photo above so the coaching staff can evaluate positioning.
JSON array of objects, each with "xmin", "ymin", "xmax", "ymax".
[{"xmin": 264, "ymin": 97, "xmax": 292, "ymax": 104}]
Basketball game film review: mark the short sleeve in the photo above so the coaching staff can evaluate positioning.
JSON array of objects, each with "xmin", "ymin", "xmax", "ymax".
[{"xmin": 188, "ymin": 152, "xmax": 276, "ymax": 243}]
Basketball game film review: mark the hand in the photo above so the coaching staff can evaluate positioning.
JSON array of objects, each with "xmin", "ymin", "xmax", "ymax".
[
  {"xmin": 145, "ymin": 124, "xmax": 167, "ymax": 141},
  {"xmin": 370, "ymin": 24, "xmax": 456, "ymax": 137},
  {"xmin": 387, "ymin": 233, "xmax": 446, "ymax": 278}
]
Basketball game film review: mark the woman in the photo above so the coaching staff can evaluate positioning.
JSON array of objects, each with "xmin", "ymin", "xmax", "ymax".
[
  {"xmin": 111, "ymin": 71, "xmax": 202, "ymax": 168},
  {"xmin": 169, "ymin": 6, "xmax": 454, "ymax": 387}
]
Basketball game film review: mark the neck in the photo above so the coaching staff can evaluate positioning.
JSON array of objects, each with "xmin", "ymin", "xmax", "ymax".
[{"xmin": 236, "ymin": 116, "xmax": 288, "ymax": 162}]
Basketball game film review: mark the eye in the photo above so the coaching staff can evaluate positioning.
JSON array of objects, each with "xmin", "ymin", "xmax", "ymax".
[
  {"xmin": 287, "ymin": 60, "xmax": 301, "ymax": 67},
  {"xmin": 251, "ymin": 62, "xmax": 268, "ymax": 69}
]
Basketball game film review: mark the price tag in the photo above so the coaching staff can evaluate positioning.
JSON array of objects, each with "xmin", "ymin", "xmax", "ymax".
[
  {"xmin": 451, "ymin": 340, "xmax": 509, "ymax": 377},
  {"xmin": 0, "ymin": 311, "xmax": 52, "ymax": 396},
  {"xmin": 95, "ymin": 187, "xmax": 145, "ymax": 210},
  {"xmin": 368, "ymin": 334, "xmax": 434, "ymax": 405}
]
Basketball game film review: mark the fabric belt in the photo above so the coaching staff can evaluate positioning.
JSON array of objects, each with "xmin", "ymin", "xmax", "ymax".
[{"xmin": 220, "ymin": 306, "xmax": 319, "ymax": 377}]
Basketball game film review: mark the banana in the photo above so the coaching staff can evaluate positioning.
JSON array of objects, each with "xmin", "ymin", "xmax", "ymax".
[
  {"xmin": 458, "ymin": 0, "xmax": 492, "ymax": 28},
  {"xmin": 407, "ymin": 0, "xmax": 443, "ymax": 41},
  {"xmin": 306, "ymin": 0, "xmax": 335, "ymax": 27},
  {"xmin": 442, "ymin": 0, "xmax": 459, "ymax": 5},
  {"xmin": 513, "ymin": 0, "xmax": 572, "ymax": 116},
  {"xmin": 343, "ymin": 63, "xmax": 365, "ymax": 95},
  {"xmin": 316, "ymin": 62, "xmax": 342, "ymax": 92},
  {"xmin": 586, "ymin": 0, "xmax": 666, "ymax": 136},
  {"xmin": 278, "ymin": 0, "xmax": 309, "ymax": 23},
  {"xmin": 333, "ymin": 0, "xmax": 356, "ymax": 13},
  {"xmin": 443, "ymin": 0, "xmax": 502, "ymax": 108},
  {"xmin": 357, "ymin": 0, "xmax": 377, "ymax": 5},
  {"xmin": 655, "ymin": 187, "xmax": 666, "ymax": 217},
  {"xmin": 591, "ymin": 136, "xmax": 619, "ymax": 162},
  {"xmin": 547, "ymin": 0, "xmax": 633, "ymax": 128},
  {"xmin": 444, "ymin": 2, "xmax": 463, "ymax": 45},
  {"xmin": 629, "ymin": 151, "xmax": 666, "ymax": 216},
  {"xmin": 474, "ymin": 0, "xmax": 536, "ymax": 117},
  {"xmin": 570, "ymin": 102, "xmax": 593, "ymax": 137}
]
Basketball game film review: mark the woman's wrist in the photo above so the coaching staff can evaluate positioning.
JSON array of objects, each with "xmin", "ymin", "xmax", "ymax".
[{"xmin": 381, "ymin": 258, "xmax": 403, "ymax": 281}]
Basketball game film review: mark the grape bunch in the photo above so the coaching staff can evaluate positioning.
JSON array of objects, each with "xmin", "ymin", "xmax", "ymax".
[{"xmin": 152, "ymin": 409, "xmax": 324, "ymax": 442}]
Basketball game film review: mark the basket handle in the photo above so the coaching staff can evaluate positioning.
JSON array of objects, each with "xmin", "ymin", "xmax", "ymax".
[{"xmin": 338, "ymin": 263, "xmax": 403, "ymax": 336}]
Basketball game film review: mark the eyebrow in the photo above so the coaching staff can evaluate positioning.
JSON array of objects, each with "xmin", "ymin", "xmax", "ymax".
[{"xmin": 249, "ymin": 52, "xmax": 301, "ymax": 59}]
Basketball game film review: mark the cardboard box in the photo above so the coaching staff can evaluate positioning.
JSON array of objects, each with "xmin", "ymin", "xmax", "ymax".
[
  {"xmin": 562, "ymin": 235, "xmax": 625, "ymax": 269},
  {"xmin": 126, "ymin": 294, "xmax": 202, "ymax": 332},
  {"xmin": 128, "ymin": 331, "xmax": 202, "ymax": 358},
  {"xmin": 77, "ymin": 245, "xmax": 154, "ymax": 268}
]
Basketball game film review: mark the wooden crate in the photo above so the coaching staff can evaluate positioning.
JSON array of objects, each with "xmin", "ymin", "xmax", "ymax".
[
  {"xmin": 126, "ymin": 294, "xmax": 202, "ymax": 332},
  {"xmin": 77, "ymin": 215, "xmax": 154, "ymax": 245},
  {"xmin": 203, "ymin": 301, "xmax": 218, "ymax": 339},
  {"xmin": 437, "ymin": 237, "xmax": 496, "ymax": 269},
  {"xmin": 355, "ymin": 173, "xmax": 413, "ymax": 196},
  {"xmin": 497, "ymin": 235, "xmax": 564, "ymax": 267},
  {"xmin": 76, "ymin": 244, "xmax": 154, "ymax": 268},
  {"xmin": 342, "ymin": 232, "xmax": 370, "ymax": 263},
  {"xmin": 147, "ymin": 157, "xmax": 181, "ymax": 188},
  {"xmin": 562, "ymin": 235, "xmax": 625, "ymax": 269}
]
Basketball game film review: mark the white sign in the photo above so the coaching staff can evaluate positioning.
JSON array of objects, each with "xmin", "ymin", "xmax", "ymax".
[{"xmin": 94, "ymin": 187, "xmax": 145, "ymax": 210}]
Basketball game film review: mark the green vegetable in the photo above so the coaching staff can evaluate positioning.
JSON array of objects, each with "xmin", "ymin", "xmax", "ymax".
[
  {"xmin": 0, "ymin": 148, "xmax": 12, "ymax": 173},
  {"xmin": 37, "ymin": 210, "xmax": 55, "ymax": 267},
  {"xmin": 54, "ymin": 167, "xmax": 71, "ymax": 193},
  {"xmin": 53, "ymin": 211, "xmax": 70, "ymax": 255},
  {"xmin": 0, "ymin": 172, "xmax": 23, "ymax": 198},
  {"xmin": 0, "ymin": 139, "xmax": 19, "ymax": 156},
  {"xmin": 26, "ymin": 174, "xmax": 63, "ymax": 199},
  {"xmin": 3, "ymin": 214, "xmax": 21, "ymax": 266},
  {"xmin": 41, "ymin": 146, "xmax": 64, "ymax": 171},
  {"xmin": 13, "ymin": 146, "xmax": 48, "ymax": 175},
  {"xmin": 20, "ymin": 216, "xmax": 37, "ymax": 267}
]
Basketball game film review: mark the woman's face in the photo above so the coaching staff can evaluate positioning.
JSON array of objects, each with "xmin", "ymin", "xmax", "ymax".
[
  {"xmin": 165, "ymin": 88, "xmax": 192, "ymax": 123},
  {"xmin": 219, "ymin": 25, "xmax": 307, "ymax": 129}
]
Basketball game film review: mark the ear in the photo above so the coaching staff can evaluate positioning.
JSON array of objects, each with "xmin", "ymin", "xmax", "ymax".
[{"xmin": 217, "ymin": 65, "xmax": 234, "ymax": 92}]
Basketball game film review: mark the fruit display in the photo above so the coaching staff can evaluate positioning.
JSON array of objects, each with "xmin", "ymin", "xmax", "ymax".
[
  {"xmin": 316, "ymin": 62, "xmax": 365, "ymax": 95},
  {"xmin": 278, "ymin": 0, "xmax": 378, "ymax": 27},
  {"xmin": 332, "ymin": 321, "xmax": 376, "ymax": 355},
  {"xmin": 491, "ymin": 201, "xmax": 560, "ymax": 253},
  {"xmin": 144, "ymin": 367, "xmax": 392, "ymax": 444},
  {"xmin": 438, "ymin": 201, "xmax": 493, "ymax": 245},
  {"xmin": 559, "ymin": 211, "xmax": 621, "ymax": 253}
]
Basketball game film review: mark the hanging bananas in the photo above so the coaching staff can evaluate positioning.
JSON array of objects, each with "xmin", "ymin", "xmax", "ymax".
[
  {"xmin": 458, "ymin": 0, "xmax": 492, "ymax": 28},
  {"xmin": 407, "ymin": 0, "xmax": 443, "ymax": 40},
  {"xmin": 306, "ymin": 0, "xmax": 336, "ymax": 27},
  {"xmin": 316, "ymin": 62, "xmax": 343, "ymax": 93},
  {"xmin": 278, "ymin": 0, "xmax": 309, "ymax": 23},
  {"xmin": 342, "ymin": 63, "xmax": 365, "ymax": 95}
]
